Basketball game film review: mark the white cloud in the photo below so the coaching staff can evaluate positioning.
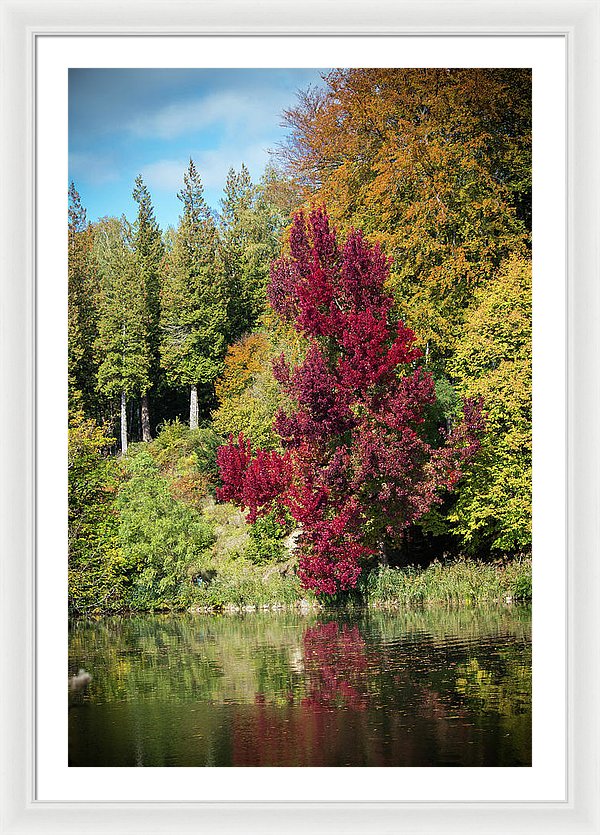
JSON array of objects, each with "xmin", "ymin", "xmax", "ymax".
[
  {"xmin": 139, "ymin": 159, "xmax": 187, "ymax": 192},
  {"xmin": 127, "ymin": 89, "xmax": 288, "ymax": 140},
  {"xmin": 69, "ymin": 151, "xmax": 119, "ymax": 186},
  {"xmin": 141, "ymin": 141, "xmax": 270, "ymax": 196}
]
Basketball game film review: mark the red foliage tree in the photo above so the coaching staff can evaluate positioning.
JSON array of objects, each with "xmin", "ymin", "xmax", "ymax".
[{"xmin": 217, "ymin": 208, "xmax": 483, "ymax": 594}]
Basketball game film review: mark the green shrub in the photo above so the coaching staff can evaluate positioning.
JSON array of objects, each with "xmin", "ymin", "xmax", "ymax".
[
  {"xmin": 151, "ymin": 419, "xmax": 221, "ymax": 480},
  {"xmin": 68, "ymin": 412, "xmax": 127, "ymax": 614},
  {"xmin": 117, "ymin": 450, "xmax": 215, "ymax": 609},
  {"xmin": 512, "ymin": 572, "xmax": 533, "ymax": 602},
  {"xmin": 245, "ymin": 508, "xmax": 293, "ymax": 564}
]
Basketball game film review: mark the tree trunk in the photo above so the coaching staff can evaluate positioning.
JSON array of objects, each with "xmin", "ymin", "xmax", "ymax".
[
  {"xmin": 189, "ymin": 384, "xmax": 199, "ymax": 429},
  {"xmin": 141, "ymin": 393, "xmax": 152, "ymax": 442},
  {"xmin": 120, "ymin": 390, "xmax": 128, "ymax": 455}
]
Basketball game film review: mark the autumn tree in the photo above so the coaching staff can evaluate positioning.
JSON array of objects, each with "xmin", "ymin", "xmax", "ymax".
[
  {"xmin": 212, "ymin": 333, "xmax": 282, "ymax": 450},
  {"xmin": 160, "ymin": 159, "xmax": 228, "ymax": 428},
  {"xmin": 93, "ymin": 216, "xmax": 151, "ymax": 454},
  {"xmin": 278, "ymin": 69, "xmax": 531, "ymax": 361},
  {"xmin": 217, "ymin": 209, "xmax": 483, "ymax": 594},
  {"xmin": 260, "ymin": 161, "xmax": 304, "ymax": 219},
  {"xmin": 132, "ymin": 175, "xmax": 164, "ymax": 441},
  {"xmin": 68, "ymin": 183, "xmax": 98, "ymax": 413},
  {"xmin": 448, "ymin": 255, "xmax": 532, "ymax": 553},
  {"xmin": 219, "ymin": 164, "xmax": 284, "ymax": 342}
]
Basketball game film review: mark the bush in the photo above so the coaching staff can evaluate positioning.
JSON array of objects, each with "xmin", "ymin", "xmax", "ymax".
[
  {"xmin": 152, "ymin": 419, "xmax": 221, "ymax": 478},
  {"xmin": 117, "ymin": 450, "xmax": 215, "ymax": 609},
  {"xmin": 245, "ymin": 508, "xmax": 293, "ymax": 564},
  {"xmin": 511, "ymin": 571, "xmax": 533, "ymax": 602},
  {"xmin": 68, "ymin": 412, "xmax": 127, "ymax": 614},
  {"xmin": 134, "ymin": 419, "xmax": 222, "ymax": 510}
]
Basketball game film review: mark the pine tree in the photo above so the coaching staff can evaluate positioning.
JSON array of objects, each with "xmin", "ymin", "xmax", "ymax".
[
  {"xmin": 93, "ymin": 217, "xmax": 151, "ymax": 454},
  {"xmin": 68, "ymin": 183, "xmax": 98, "ymax": 414},
  {"xmin": 219, "ymin": 164, "xmax": 284, "ymax": 342},
  {"xmin": 132, "ymin": 175, "xmax": 164, "ymax": 441},
  {"xmin": 160, "ymin": 159, "xmax": 228, "ymax": 428}
]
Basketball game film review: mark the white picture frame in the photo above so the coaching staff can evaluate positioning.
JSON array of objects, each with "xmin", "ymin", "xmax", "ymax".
[{"xmin": 1, "ymin": 1, "xmax": 599, "ymax": 833}]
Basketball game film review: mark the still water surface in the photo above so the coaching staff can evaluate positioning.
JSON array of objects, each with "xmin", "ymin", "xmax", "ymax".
[{"xmin": 69, "ymin": 607, "xmax": 531, "ymax": 767}]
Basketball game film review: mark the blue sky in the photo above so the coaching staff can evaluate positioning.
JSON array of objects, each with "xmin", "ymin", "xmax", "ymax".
[{"xmin": 69, "ymin": 68, "xmax": 328, "ymax": 230}]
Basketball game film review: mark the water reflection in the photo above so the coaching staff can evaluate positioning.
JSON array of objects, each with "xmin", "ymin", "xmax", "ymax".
[{"xmin": 69, "ymin": 607, "xmax": 531, "ymax": 767}]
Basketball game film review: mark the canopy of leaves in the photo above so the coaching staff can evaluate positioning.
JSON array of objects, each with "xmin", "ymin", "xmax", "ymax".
[
  {"xmin": 278, "ymin": 69, "xmax": 531, "ymax": 360},
  {"xmin": 448, "ymin": 255, "xmax": 532, "ymax": 552}
]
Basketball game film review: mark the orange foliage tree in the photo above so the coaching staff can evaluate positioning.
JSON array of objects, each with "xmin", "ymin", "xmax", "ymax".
[{"xmin": 277, "ymin": 68, "xmax": 531, "ymax": 361}]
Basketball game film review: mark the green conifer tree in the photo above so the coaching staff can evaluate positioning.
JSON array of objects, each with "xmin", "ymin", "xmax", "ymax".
[
  {"xmin": 68, "ymin": 183, "xmax": 98, "ymax": 414},
  {"xmin": 160, "ymin": 159, "xmax": 228, "ymax": 428},
  {"xmin": 219, "ymin": 163, "xmax": 284, "ymax": 341},
  {"xmin": 132, "ymin": 175, "xmax": 164, "ymax": 440},
  {"xmin": 93, "ymin": 216, "xmax": 151, "ymax": 454}
]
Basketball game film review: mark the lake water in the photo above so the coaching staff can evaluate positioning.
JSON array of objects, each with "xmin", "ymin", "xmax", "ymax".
[{"xmin": 69, "ymin": 606, "xmax": 531, "ymax": 767}]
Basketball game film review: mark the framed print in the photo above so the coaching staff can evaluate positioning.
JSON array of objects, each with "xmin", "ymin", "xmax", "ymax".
[{"xmin": 1, "ymin": 1, "xmax": 599, "ymax": 833}]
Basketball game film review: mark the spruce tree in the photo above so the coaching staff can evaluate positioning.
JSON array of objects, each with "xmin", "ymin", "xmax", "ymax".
[
  {"xmin": 68, "ymin": 183, "xmax": 98, "ymax": 414},
  {"xmin": 132, "ymin": 175, "xmax": 164, "ymax": 441},
  {"xmin": 160, "ymin": 159, "xmax": 227, "ymax": 428},
  {"xmin": 93, "ymin": 217, "xmax": 151, "ymax": 454},
  {"xmin": 219, "ymin": 164, "xmax": 283, "ymax": 342}
]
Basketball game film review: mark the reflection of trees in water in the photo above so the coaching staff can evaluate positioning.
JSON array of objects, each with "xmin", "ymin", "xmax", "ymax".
[
  {"xmin": 232, "ymin": 621, "xmax": 372, "ymax": 766},
  {"xmin": 302, "ymin": 621, "xmax": 369, "ymax": 711},
  {"xmin": 69, "ymin": 608, "xmax": 531, "ymax": 766},
  {"xmin": 230, "ymin": 617, "xmax": 531, "ymax": 766}
]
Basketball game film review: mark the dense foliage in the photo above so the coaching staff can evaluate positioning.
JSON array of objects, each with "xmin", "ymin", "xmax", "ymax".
[
  {"xmin": 219, "ymin": 163, "xmax": 285, "ymax": 341},
  {"xmin": 217, "ymin": 209, "xmax": 484, "ymax": 594},
  {"xmin": 68, "ymin": 185, "xmax": 98, "ymax": 413},
  {"xmin": 278, "ymin": 68, "xmax": 531, "ymax": 361},
  {"xmin": 68, "ymin": 412, "xmax": 125, "ymax": 612},
  {"xmin": 116, "ymin": 449, "xmax": 215, "ymax": 608},
  {"xmin": 132, "ymin": 175, "xmax": 165, "ymax": 440},
  {"xmin": 448, "ymin": 255, "xmax": 532, "ymax": 552},
  {"xmin": 212, "ymin": 333, "xmax": 282, "ymax": 450},
  {"xmin": 68, "ymin": 68, "xmax": 532, "ymax": 611},
  {"xmin": 160, "ymin": 160, "xmax": 228, "ymax": 427}
]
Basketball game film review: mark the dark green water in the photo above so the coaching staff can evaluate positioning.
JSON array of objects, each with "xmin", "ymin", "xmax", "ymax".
[{"xmin": 68, "ymin": 607, "xmax": 531, "ymax": 767}]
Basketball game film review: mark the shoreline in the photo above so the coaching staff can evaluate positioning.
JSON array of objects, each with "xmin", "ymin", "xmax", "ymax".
[{"xmin": 69, "ymin": 557, "xmax": 532, "ymax": 617}]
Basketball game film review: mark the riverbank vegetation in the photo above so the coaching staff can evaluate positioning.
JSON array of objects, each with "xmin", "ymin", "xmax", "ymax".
[{"xmin": 68, "ymin": 68, "xmax": 532, "ymax": 615}]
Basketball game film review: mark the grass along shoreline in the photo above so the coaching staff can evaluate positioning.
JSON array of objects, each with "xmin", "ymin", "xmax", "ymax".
[{"xmin": 185, "ymin": 557, "xmax": 532, "ymax": 614}]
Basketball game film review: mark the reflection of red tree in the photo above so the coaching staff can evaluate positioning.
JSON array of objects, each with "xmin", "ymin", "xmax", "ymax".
[
  {"xmin": 229, "ymin": 622, "xmax": 513, "ymax": 766},
  {"xmin": 302, "ymin": 621, "xmax": 369, "ymax": 711},
  {"xmin": 231, "ymin": 621, "xmax": 373, "ymax": 766}
]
